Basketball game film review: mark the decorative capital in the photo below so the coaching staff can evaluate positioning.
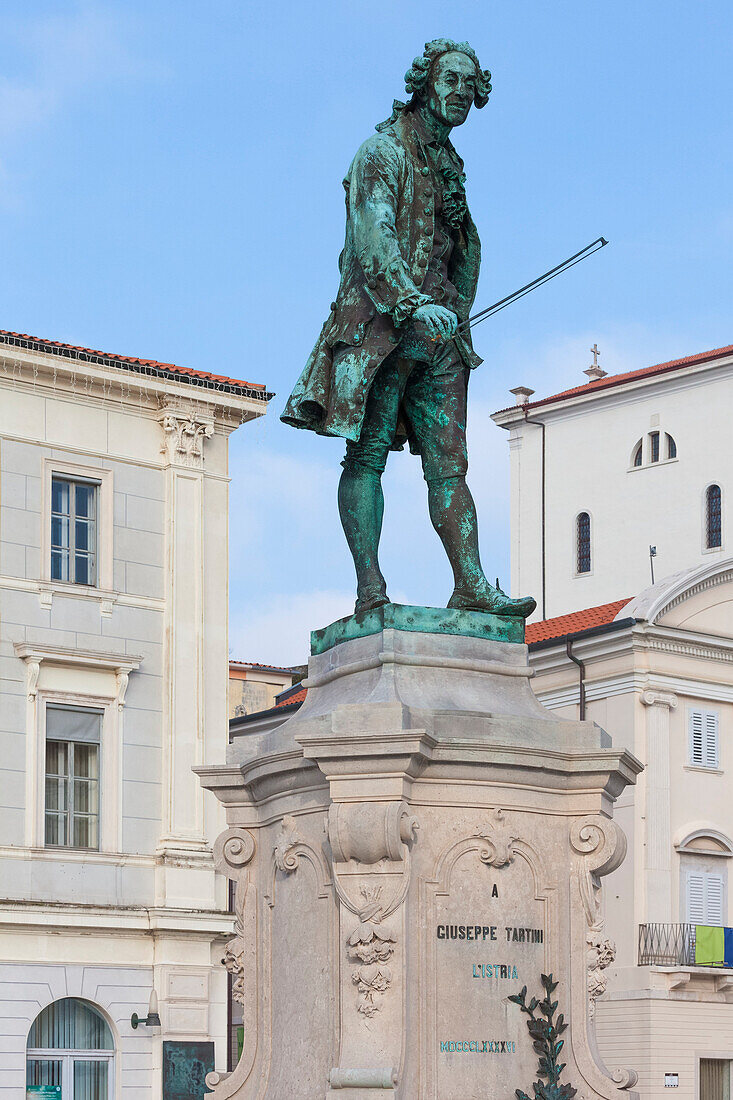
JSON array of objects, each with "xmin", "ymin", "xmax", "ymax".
[
  {"xmin": 641, "ymin": 688, "xmax": 678, "ymax": 709},
  {"xmin": 158, "ymin": 403, "xmax": 214, "ymax": 467}
]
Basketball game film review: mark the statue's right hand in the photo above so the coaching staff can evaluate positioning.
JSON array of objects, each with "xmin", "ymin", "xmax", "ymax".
[{"xmin": 412, "ymin": 303, "xmax": 458, "ymax": 340}]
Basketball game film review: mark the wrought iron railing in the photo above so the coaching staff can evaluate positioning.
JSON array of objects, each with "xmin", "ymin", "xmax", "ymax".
[{"xmin": 638, "ymin": 923, "xmax": 696, "ymax": 966}]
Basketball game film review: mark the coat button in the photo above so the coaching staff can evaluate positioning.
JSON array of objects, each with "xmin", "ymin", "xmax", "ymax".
[
  {"xmin": 424, "ymin": 206, "xmax": 433, "ymax": 215},
  {"xmin": 421, "ymin": 166, "xmax": 430, "ymax": 176},
  {"xmin": 367, "ymin": 277, "xmax": 377, "ymax": 289},
  {"xmin": 353, "ymin": 333, "xmax": 362, "ymax": 344}
]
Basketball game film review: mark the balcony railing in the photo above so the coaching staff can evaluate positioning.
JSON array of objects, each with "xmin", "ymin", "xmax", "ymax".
[{"xmin": 638, "ymin": 923, "xmax": 696, "ymax": 966}]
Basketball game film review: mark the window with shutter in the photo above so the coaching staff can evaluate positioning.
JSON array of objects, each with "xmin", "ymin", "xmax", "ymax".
[
  {"xmin": 689, "ymin": 708, "xmax": 719, "ymax": 768},
  {"xmin": 707, "ymin": 874, "xmax": 725, "ymax": 926},
  {"xmin": 687, "ymin": 871, "xmax": 725, "ymax": 925},
  {"xmin": 688, "ymin": 873, "xmax": 705, "ymax": 923}
]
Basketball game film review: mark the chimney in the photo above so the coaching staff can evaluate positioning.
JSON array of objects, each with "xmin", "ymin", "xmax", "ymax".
[{"xmin": 510, "ymin": 386, "xmax": 534, "ymax": 406}]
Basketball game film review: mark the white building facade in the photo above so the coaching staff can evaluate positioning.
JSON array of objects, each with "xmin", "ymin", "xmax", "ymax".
[
  {"xmin": 525, "ymin": 562, "xmax": 733, "ymax": 1100},
  {"xmin": 0, "ymin": 330, "xmax": 269, "ymax": 1098},
  {"xmin": 491, "ymin": 343, "xmax": 733, "ymax": 621},
  {"xmin": 494, "ymin": 342, "xmax": 733, "ymax": 1099}
]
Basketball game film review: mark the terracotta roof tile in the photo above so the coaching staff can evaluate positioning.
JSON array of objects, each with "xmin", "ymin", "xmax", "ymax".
[
  {"xmin": 526, "ymin": 598, "xmax": 633, "ymax": 646},
  {"xmin": 0, "ymin": 328, "xmax": 269, "ymax": 396},
  {"xmin": 495, "ymin": 343, "xmax": 733, "ymax": 415},
  {"xmin": 274, "ymin": 687, "xmax": 307, "ymax": 709},
  {"xmin": 229, "ymin": 660, "xmax": 300, "ymax": 674}
]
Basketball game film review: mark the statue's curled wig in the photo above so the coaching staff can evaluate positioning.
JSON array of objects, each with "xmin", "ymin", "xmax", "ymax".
[{"xmin": 404, "ymin": 39, "xmax": 491, "ymax": 109}]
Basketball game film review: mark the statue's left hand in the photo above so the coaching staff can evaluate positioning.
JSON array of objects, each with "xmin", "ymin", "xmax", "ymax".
[{"xmin": 412, "ymin": 303, "xmax": 458, "ymax": 340}]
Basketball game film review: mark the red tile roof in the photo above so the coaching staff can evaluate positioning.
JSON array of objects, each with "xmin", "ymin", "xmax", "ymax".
[
  {"xmin": 526, "ymin": 598, "xmax": 633, "ymax": 645},
  {"xmin": 274, "ymin": 687, "xmax": 307, "ymax": 709},
  {"xmin": 229, "ymin": 660, "xmax": 300, "ymax": 674},
  {"xmin": 0, "ymin": 328, "xmax": 270, "ymax": 398},
  {"xmin": 496, "ymin": 343, "xmax": 733, "ymax": 415}
]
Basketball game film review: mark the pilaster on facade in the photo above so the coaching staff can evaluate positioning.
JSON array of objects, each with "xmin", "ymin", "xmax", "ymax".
[{"xmin": 640, "ymin": 689, "xmax": 677, "ymax": 924}]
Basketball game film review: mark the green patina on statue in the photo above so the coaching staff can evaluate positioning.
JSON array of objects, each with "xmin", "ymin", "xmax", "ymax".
[{"xmin": 282, "ymin": 38, "xmax": 536, "ymax": 620}]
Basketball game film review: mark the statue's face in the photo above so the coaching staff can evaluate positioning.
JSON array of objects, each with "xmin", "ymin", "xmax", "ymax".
[{"xmin": 426, "ymin": 51, "xmax": 477, "ymax": 128}]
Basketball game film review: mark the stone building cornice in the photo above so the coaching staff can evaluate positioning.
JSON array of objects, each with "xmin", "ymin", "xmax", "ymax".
[{"xmin": 0, "ymin": 342, "xmax": 267, "ymax": 431}]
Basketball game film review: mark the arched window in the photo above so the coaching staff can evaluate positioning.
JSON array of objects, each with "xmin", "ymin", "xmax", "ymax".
[
  {"xmin": 27, "ymin": 998, "xmax": 114, "ymax": 1097},
  {"xmin": 576, "ymin": 512, "xmax": 591, "ymax": 574},
  {"xmin": 632, "ymin": 440, "xmax": 643, "ymax": 467},
  {"xmin": 706, "ymin": 484, "xmax": 722, "ymax": 549},
  {"xmin": 666, "ymin": 433, "xmax": 677, "ymax": 459}
]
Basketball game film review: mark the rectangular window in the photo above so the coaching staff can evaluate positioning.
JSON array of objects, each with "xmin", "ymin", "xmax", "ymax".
[
  {"xmin": 650, "ymin": 431, "xmax": 660, "ymax": 463},
  {"xmin": 51, "ymin": 476, "xmax": 98, "ymax": 586},
  {"xmin": 687, "ymin": 871, "xmax": 724, "ymax": 925},
  {"xmin": 689, "ymin": 708, "xmax": 719, "ymax": 768},
  {"xmin": 44, "ymin": 706, "xmax": 101, "ymax": 850}
]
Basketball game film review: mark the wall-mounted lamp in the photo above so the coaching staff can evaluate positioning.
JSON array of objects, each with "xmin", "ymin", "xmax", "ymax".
[{"xmin": 131, "ymin": 989, "xmax": 161, "ymax": 1030}]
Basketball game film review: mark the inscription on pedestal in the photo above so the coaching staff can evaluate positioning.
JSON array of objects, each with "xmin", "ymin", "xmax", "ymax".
[{"xmin": 429, "ymin": 844, "xmax": 548, "ymax": 1098}]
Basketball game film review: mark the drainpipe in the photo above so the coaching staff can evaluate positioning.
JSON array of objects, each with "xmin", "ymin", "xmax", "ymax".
[
  {"xmin": 521, "ymin": 408, "xmax": 547, "ymax": 620},
  {"xmin": 566, "ymin": 638, "xmax": 586, "ymax": 720},
  {"xmin": 227, "ymin": 878, "xmax": 234, "ymax": 1071}
]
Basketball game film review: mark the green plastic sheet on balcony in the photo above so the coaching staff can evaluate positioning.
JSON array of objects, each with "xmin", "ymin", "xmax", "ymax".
[{"xmin": 694, "ymin": 925, "xmax": 726, "ymax": 965}]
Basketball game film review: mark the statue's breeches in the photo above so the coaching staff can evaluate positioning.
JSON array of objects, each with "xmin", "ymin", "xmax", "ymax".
[{"xmin": 343, "ymin": 345, "xmax": 469, "ymax": 482}]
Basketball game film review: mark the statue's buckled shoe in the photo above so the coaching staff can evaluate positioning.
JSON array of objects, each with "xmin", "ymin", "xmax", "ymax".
[
  {"xmin": 355, "ymin": 585, "xmax": 390, "ymax": 615},
  {"xmin": 448, "ymin": 584, "xmax": 536, "ymax": 619}
]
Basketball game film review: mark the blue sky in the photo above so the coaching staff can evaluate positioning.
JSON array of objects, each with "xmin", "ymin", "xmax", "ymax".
[{"xmin": 2, "ymin": 1, "xmax": 731, "ymax": 664}]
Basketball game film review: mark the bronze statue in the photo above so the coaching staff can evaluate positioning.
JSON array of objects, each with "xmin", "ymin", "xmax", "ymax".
[{"xmin": 282, "ymin": 39, "xmax": 536, "ymax": 619}]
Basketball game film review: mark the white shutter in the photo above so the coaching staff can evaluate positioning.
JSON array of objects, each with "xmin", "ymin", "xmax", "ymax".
[
  {"xmin": 705, "ymin": 874, "xmax": 724, "ymax": 926},
  {"xmin": 704, "ymin": 711, "xmax": 719, "ymax": 769},
  {"xmin": 688, "ymin": 872, "xmax": 706, "ymax": 923},
  {"xmin": 690, "ymin": 710, "xmax": 704, "ymax": 765},
  {"xmin": 689, "ymin": 709, "xmax": 719, "ymax": 768}
]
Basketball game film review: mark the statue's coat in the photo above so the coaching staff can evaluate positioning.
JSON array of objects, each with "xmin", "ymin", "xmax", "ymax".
[{"xmin": 281, "ymin": 110, "xmax": 482, "ymax": 451}]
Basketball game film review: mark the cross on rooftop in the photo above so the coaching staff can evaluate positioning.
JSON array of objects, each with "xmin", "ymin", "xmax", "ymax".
[{"xmin": 583, "ymin": 342, "xmax": 608, "ymax": 382}]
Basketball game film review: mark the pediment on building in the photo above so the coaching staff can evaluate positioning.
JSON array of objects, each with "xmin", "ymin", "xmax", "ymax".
[{"xmin": 620, "ymin": 558, "xmax": 733, "ymax": 640}]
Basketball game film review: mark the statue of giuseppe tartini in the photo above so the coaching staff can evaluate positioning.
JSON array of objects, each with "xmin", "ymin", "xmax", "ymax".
[{"xmin": 282, "ymin": 38, "xmax": 536, "ymax": 620}]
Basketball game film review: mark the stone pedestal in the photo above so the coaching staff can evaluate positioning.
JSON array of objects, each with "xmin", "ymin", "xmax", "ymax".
[{"xmin": 197, "ymin": 608, "xmax": 642, "ymax": 1099}]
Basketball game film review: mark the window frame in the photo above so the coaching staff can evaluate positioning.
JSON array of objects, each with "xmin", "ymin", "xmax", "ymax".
[
  {"xmin": 686, "ymin": 868, "xmax": 725, "ymax": 925},
  {"xmin": 649, "ymin": 430, "xmax": 660, "ymax": 463},
  {"xmin": 40, "ymin": 458, "xmax": 114, "ymax": 591},
  {"xmin": 628, "ymin": 430, "xmax": 679, "ymax": 471},
  {"xmin": 26, "ymin": 997, "xmax": 116, "ymax": 1100},
  {"xmin": 575, "ymin": 511, "xmax": 592, "ymax": 576},
  {"xmin": 51, "ymin": 475, "xmax": 99, "ymax": 587},
  {"xmin": 33, "ymin": 692, "xmax": 120, "ymax": 853},
  {"xmin": 688, "ymin": 707, "xmax": 720, "ymax": 770},
  {"xmin": 44, "ymin": 704, "xmax": 102, "ymax": 851},
  {"xmin": 704, "ymin": 483, "xmax": 723, "ymax": 552}
]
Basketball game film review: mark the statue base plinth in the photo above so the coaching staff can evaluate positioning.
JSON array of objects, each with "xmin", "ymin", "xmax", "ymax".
[
  {"xmin": 198, "ymin": 619, "xmax": 641, "ymax": 1099},
  {"xmin": 310, "ymin": 601, "xmax": 524, "ymax": 655}
]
